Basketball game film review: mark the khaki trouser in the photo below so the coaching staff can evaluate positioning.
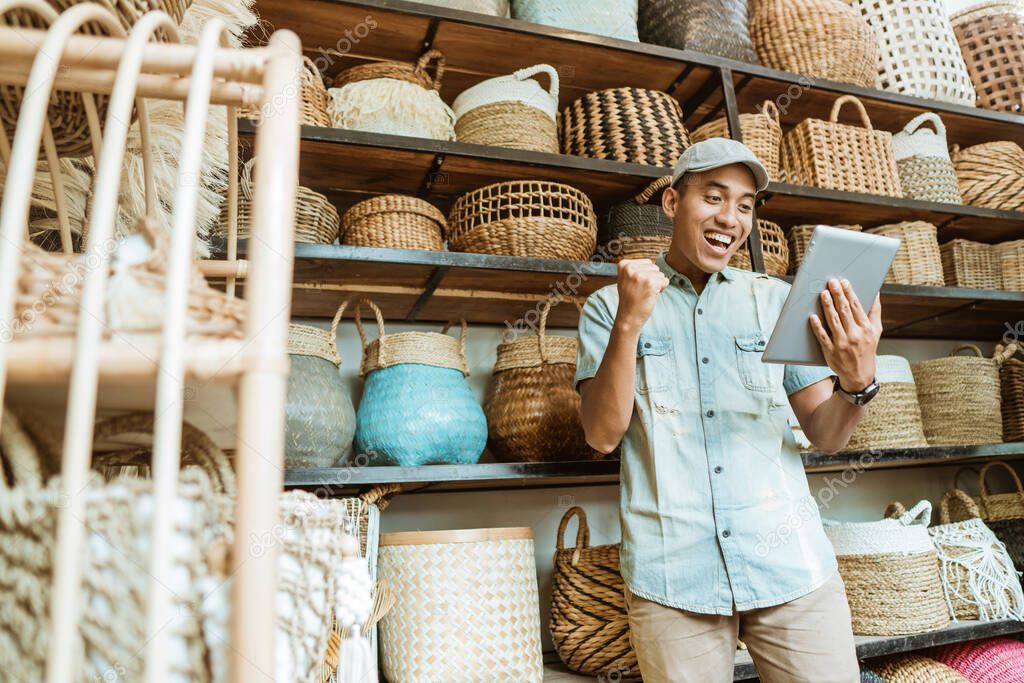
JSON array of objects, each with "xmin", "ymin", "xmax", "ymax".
[{"xmin": 624, "ymin": 572, "xmax": 859, "ymax": 683}]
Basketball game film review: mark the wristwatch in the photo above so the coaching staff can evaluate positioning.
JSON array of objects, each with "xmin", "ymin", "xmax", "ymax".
[{"xmin": 832, "ymin": 375, "xmax": 880, "ymax": 406}]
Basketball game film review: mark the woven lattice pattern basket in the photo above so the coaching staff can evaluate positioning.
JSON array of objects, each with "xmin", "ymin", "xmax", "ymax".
[
  {"xmin": 867, "ymin": 222, "xmax": 944, "ymax": 286},
  {"xmin": 781, "ymin": 95, "xmax": 902, "ymax": 197},
  {"xmin": 951, "ymin": 1, "xmax": 1024, "ymax": 113},
  {"xmin": 996, "ymin": 343, "xmax": 1024, "ymax": 442},
  {"xmin": 951, "ymin": 141, "xmax": 1024, "ymax": 211},
  {"xmin": 940, "ymin": 239, "xmax": 1001, "ymax": 290},
  {"xmin": 873, "ymin": 655, "xmax": 970, "ymax": 682},
  {"xmin": 851, "ymin": 0, "xmax": 977, "ymax": 106},
  {"xmin": 846, "ymin": 355, "xmax": 929, "ymax": 451},
  {"xmin": 788, "ymin": 224, "xmax": 863, "ymax": 273},
  {"xmin": 448, "ymin": 180, "xmax": 597, "ymax": 260},
  {"xmin": 560, "ymin": 87, "xmax": 690, "ymax": 167},
  {"xmin": 638, "ymin": 0, "xmax": 758, "ymax": 62},
  {"xmin": 729, "ymin": 220, "xmax": 789, "ymax": 276},
  {"xmin": 511, "ymin": 0, "xmax": 638, "ymax": 41},
  {"xmin": 689, "ymin": 101, "xmax": 782, "ymax": 182},
  {"xmin": 912, "ymin": 345, "xmax": 1004, "ymax": 446},
  {"xmin": 341, "ymin": 195, "xmax": 446, "ymax": 251},
  {"xmin": 891, "ymin": 113, "xmax": 963, "ymax": 204},
  {"xmin": 996, "ymin": 240, "xmax": 1024, "ymax": 291}
]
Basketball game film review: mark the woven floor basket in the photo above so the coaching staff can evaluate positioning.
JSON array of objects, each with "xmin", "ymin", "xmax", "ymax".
[
  {"xmin": 511, "ymin": 0, "xmax": 639, "ymax": 41},
  {"xmin": 997, "ymin": 343, "xmax": 1024, "ymax": 442},
  {"xmin": 750, "ymin": 0, "xmax": 878, "ymax": 87},
  {"xmin": 824, "ymin": 501, "xmax": 950, "ymax": 636},
  {"xmin": 940, "ymin": 239, "xmax": 1001, "ymax": 290},
  {"xmin": 931, "ymin": 637, "xmax": 1024, "ymax": 682},
  {"xmin": 341, "ymin": 195, "xmax": 446, "ymax": 250},
  {"xmin": 240, "ymin": 56, "xmax": 329, "ymax": 127},
  {"xmin": 729, "ymin": 220, "xmax": 789, "ymax": 276},
  {"xmin": 560, "ymin": 87, "xmax": 690, "ymax": 167},
  {"xmin": 600, "ymin": 176, "xmax": 673, "ymax": 249},
  {"xmin": 996, "ymin": 240, "xmax": 1024, "ymax": 291},
  {"xmin": 951, "ymin": 1, "xmax": 1024, "ymax": 113},
  {"xmin": 689, "ymin": 101, "xmax": 782, "ymax": 182},
  {"xmin": 873, "ymin": 655, "xmax": 970, "ymax": 682},
  {"xmin": 447, "ymin": 180, "xmax": 597, "ymax": 261},
  {"xmin": 912, "ymin": 345, "xmax": 1004, "ymax": 446},
  {"xmin": 377, "ymin": 527, "xmax": 545, "ymax": 682},
  {"xmin": 846, "ymin": 355, "xmax": 929, "ymax": 451},
  {"xmin": 891, "ymin": 113, "xmax": 963, "ymax": 204},
  {"xmin": 782, "ymin": 95, "xmax": 902, "ymax": 197},
  {"xmin": 951, "ymin": 141, "xmax": 1024, "ymax": 211},
  {"xmin": 851, "ymin": 0, "xmax": 977, "ymax": 106},
  {"xmin": 867, "ymin": 222, "xmax": 944, "ymax": 286},
  {"xmin": 550, "ymin": 507, "xmax": 635, "ymax": 678},
  {"xmin": 638, "ymin": 0, "xmax": 758, "ymax": 62},
  {"xmin": 788, "ymin": 224, "xmax": 863, "ymax": 274},
  {"xmin": 453, "ymin": 64, "xmax": 559, "ymax": 154}
]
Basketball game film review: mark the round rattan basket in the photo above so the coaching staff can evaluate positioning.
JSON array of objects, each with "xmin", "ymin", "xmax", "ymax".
[
  {"xmin": 341, "ymin": 195, "xmax": 446, "ymax": 251},
  {"xmin": 689, "ymin": 101, "xmax": 782, "ymax": 182},
  {"xmin": 951, "ymin": 1, "xmax": 1024, "ymax": 113},
  {"xmin": 873, "ymin": 655, "xmax": 970, "ymax": 682},
  {"xmin": 951, "ymin": 141, "xmax": 1024, "ymax": 211},
  {"xmin": 729, "ymin": 220, "xmax": 789, "ymax": 276},
  {"xmin": 866, "ymin": 222, "xmax": 944, "ymax": 287},
  {"xmin": 912, "ymin": 345, "xmax": 1004, "ymax": 446},
  {"xmin": 845, "ymin": 355, "xmax": 929, "ymax": 451}
]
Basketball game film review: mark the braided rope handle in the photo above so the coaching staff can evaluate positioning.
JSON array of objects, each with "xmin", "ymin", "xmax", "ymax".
[
  {"xmin": 328, "ymin": 299, "xmax": 351, "ymax": 361},
  {"xmin": 536, "ymin": 300, "xmax": 552, "ymax": 363},
  {"xmin": 894, "ymin": 499, "xmax": 932, "ymax": 527},
  {"xmin": 940, "ymin": 488, "xmax": 982, "ymax": 524},
  {"xmin": 830, "ymin": 95, "xmax": 874, "ymax": 131},
  {"xmin": 301, "ymin": 55, "xmax": 325, "ymax": 88},
  {"xmin": 883, "ymin": 501, "xmax": 906, "ymax": 519},
  {"xmin": 633, "ymin": 175, "xmax": 672, "ymax": 205},
  {"xmin": 556, "ymin": 505, "xmax": 591, "ymax": 566},
  {"xmin": 900, "ymin": 112, "xmax": 946, "ymax": 139},
  {"xmin": 415, "ymin": 48, "xmax": 446, "ymax": 90},
  {"xmin": 994, "ymin": 342, "xmax": 1021, "ymax": 365},
  {"xmin": 359, "ymin": 482, "xmax": 404, "ymax": 511},
  {"xmin": 759, "ymin": 99, "xmax": 781, "ymax": 125},
  {"xmin": 512, "ymin": 63, "xmax": 560, "ymax": 101},
  {"xmin": 439, "ymin": 318, "xmax": 469, "ymax": 357},
  {"xmin": 353, "ymin": 298, "xmax": 387, "ymax": 350},
  {"xmin": 949, "ymin": 343, "xmax": 985, "ymax": 358},
  {"xmin": 978, "ymin": 460, "xmax": 1024, "ymax": 516}
]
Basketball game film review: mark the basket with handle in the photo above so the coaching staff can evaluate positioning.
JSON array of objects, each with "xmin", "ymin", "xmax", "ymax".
[
  {"xmin": 599, "ymin": 176, "xmax": 674, "ymax": 262},
  {"xmin": 951, "ymin": 1, "xmax": 1024, "ymax": 113},
  {"xmin": 996, "ymin": 240, "xmax": 1024, "ymax": 292},
  {"xmin": 940, "ymin": 239, "xmax": 1001, "ymax": 290},
  {"xmin": 729, "ymin": 220, "xmax": 788, "ymax": 276},
  {"xmin": 341, "ymin": 194, "xmax": 446, "ymax": 251},
  {"xmin": 996, "ymin": 343, "xmax": 1024, "ymax": 442},
  {"xmin": 638, "ymin": 0, "xmax": 757, "ymax": 62},
  {"xmin": 453, "ymin": 64, "xmax": 559, "ymax": 154},
  {"xmin": 866, "ymin": 221, "xmax": 944, "ymax": 287},
  {"xmin": 689, "ymin": 101, "xmax": 782, "ymax": 182},
  {"xmin": 512, "ymin": 0, "xmax": 638, "ymax": 41},
  {"xmin": 911, "ymin": 344, "xmax": 1004, "ymax": 446},
  {"xmin": 891, "ymin": 113, "xmax": 963, "ymax": 204},
  {"xmin": 950, "ymin": 141, "xmax": 1024, "ymax": 211},
  {"xmin": 845, "ymin": 355, "xmax": 929, "ymax": 451}
]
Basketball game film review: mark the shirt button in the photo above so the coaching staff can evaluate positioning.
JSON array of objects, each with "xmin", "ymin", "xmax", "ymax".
[
  {"xmin": 702, "ymin": 357, "xmax": 709, "ymax": 364},
  {"xmin": 697, "ymin": 307, "xmax": 704, "ymax": 315},
  {"xmin": 706, "ymin": 409, "xmax": 715, "ymax": 418},
  {"xmin": 722, "ymin": 530, "xmax": 731, "ymax": 538},
  {"xmin": 714, "ymin": 465, "xmax": 723, "ymax": 474},
  {"xmin": 644, "ymin": 342, "xmax": 651, "ymax": 349}
]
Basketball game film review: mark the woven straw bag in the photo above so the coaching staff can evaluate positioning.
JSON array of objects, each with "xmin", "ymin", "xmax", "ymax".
[
  {"xmin": 484, "ymin": 302, "xmax": 597, "ymax": 463},
  {"xmin": 953, "ymin": 462, "xmax": 1024, "ymax": 586},
  {"xmin": 689, "ymin": 101, "xmax": 782, "ymax": 182},
  {"xmin": 824, "ymin": 500, "xmax": 949, "ymax": 635},
  {"xmin": 931, "ymin": 637, "xmax": 1024, "ymax": 681},
  {"xmin": 912, "ymin": 345, "xmax": 1004, "ymax": 446},
  {"xmin": 511, "ymin": 0, "xmax": 638, "ymax": 41},
  {"xmin": 285, "ymin": 301, "xmax": 356, "ymax": 468},
  {"xmin": 377, "ymin": 527, "xmax": 545, "ymax": 682},
  {"xmin": 341, "ymin": 195, "xmax": 446, "ymax": 251},
  {"xmin": 750, "ymin": 0, "xmax": 878, "ymax": 87},
  {"xmin": 866, "ymin": 222, "xmax": 944, "ymax": 286},
  {"xmin": 927, "ymin": 489, "xmax": 1024, "ymax": 621},
  {"xmin": 560, "ymin": 87, "xmax": 690, "ymax": 167},
  {"xmin": 788, "ymin": 224, "xmax": 862, "ymax": 273},
  {"xmin": 951, "ymin": 1, "xmax": 1024, "ymax": 113},
  {"xmin": 448, "ymin": 180, "xmax": 597, "ymax": 261},
  {"xmin": 873, "ymin": 655, "xmax": 970, "ymax": 682},
  {"xmin": 951, "ymin": 141, "xmax": 1024, "ymax": 211},
  {"xmin": 453, "ymin": 64, "xmax": 559, "ymax": 153},
  {"xmin": 846, "ymin": 355, "xmax": 928, "ymax": 451},
  {"xmin": 729, "ymin": 220, "xmax": 789, "ymax": 276},
  {"xmin": 940, "ymin": 239, "xmax": 1001, "ymax": 290},
  {"xmin": 996, "ymin": 343, "xmax": 1024, "ymax": 442},
  {"xmin": 550, "ymin": 507, "xmax": 635, "ymax": 678},
  {"xmin": 996, "ymin": 240, "xmax": 1024, "ymax": 291},
  {"xmin": 781, "ymin": 95, "xmax": 902, "ymax": 197},
  {"xmin": 891, "ymin": 113, "xmax": 963, "ymax": 204},
  {"xmin": 327, "ymin": 49, "xmax": 456, "ymax": 141},
  {"xmin": 599, "ymin": 176, "xmax": 673, "ymax": 261},
  {"xmin": 240, "ymin": 56, "xmax": 330, "ymax": 128},
  {"xmin": 415, "ymin": 0, "xmax": 509, "ymax": 15},
  {"xmin": 850, "ymin": 0, "xmax": 977, "ymax": 106},
  {"xmin": 352, "ymin": 299, "xmax": 487, "ymax": 466},
  {"xmin": 638, "ymin": 0, "xmax": 757, "ymax": 62}
]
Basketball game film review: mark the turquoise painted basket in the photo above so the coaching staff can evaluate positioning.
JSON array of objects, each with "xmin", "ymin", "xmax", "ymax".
[{"xmin": 353, "ymin": 300, "xmax": 487, "ymax": 467}]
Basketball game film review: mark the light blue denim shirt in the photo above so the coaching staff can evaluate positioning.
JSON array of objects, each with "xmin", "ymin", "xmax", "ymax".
[{"xmin": 574, "ymin": 252, "xmax": 838, "ymax": 615}]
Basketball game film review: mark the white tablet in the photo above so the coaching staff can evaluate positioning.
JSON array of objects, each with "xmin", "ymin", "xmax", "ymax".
[{"xmin": 762, "ymin": 225, "xmax": 900, "ymax": 366}]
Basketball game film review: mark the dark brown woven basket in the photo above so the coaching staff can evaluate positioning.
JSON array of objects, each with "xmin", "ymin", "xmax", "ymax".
[
  {"xmin": 998, "ymin": 343, "xmax": 1024, "ymax": 443},
  {"xmin": 951, "ymin": 2, "xmax": 1024, "ymax": 113},
  {"xmin": 560, "ymin": 87, "xmax": 690, "ymax": 167},
  {"xmin": 599, "ymin": 176, "xmax": 674, "ymax": 245},
  {"xmin": 638, "ymin": 0, "xmax": 758, "ymax": 62}
]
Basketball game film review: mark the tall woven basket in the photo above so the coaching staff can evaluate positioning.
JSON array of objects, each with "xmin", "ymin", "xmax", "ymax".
[
  {"xmin": 850, "ymin": 0, "xmax": 977, "ymax": 106},
  {"xmin": 788, "ymin": 224, "xmax": 862, "ymax": 273},
  {"xmin": 638, "ymin": 0, "xmax": 758, "ymax": 62},
  {"xmin": 996, "ymin": 240, "xmax": 1024, "ymax": 291},
  {"xmin": 749, "ymin": 0, "xmax": 878, "ymax": 87},
  {"xmin": 951, "ymin": 1, "xmax": 1024, "ymax": 113},
  {"xmin": 484, "ymin": 302, "xmax": 597, "ymax": 463},
  {"xmin": 453, "ymin": 64, "xmax": 560, "ymax": 154},
  {"xmin": 550, "ymin": 507, "xmax": 635, "ymax": 678},
  {"xmin": 996, "ymin": 343, "xmax": 1024, "ymax": 442},
  {"xmin": 729, "ymin": 220, "xmax": 789, "ymax": 276},
  {"xmin": 448, "ymin": 180, "xmax": 597, "ymax": 261},
  {"xmin": 781, "ymin": 95, "xmax": 902, "ymax": 197},
  {"xmin": 873, "ymin": 655, "xmax": 971, "ymax": 682},
  {"xmin": 340, "ymin": 195, "xmax": 446, "ymax": 251},
  {"xmin": 951, "ymin": 141, "xmax": 1024, "ymax": 211},
  {"xmin": 845, "ymin": 355, "xmax": 928, "ymax": 451},
  {"xmin": 599, "ymin": 176, "xmax": 674, "ymax": 262},
  {"xmin": 689, "ymin": 101, "xmax": 782, "ymax": 182},
  {"xmin": 377, "ymin": 527, "xmax": 545, "ymax": 682},
  {"xmin": 511, "ymin": 0, "xmax": 638, "ymax": 41},
  {"xmin": 912, "ymin": 345, "xmax": 1004, "ymax": 446},
  {"xmin": 891, "ymin": 113, "xmax": 963, "ymax": 204},
  {"xmin": 940, "ymin": 239, "xmax": 1001, "ymax": 290},
  {"xmin": 866, "ymin": 222, "xmax": 944, "ymax": 287},
  {"xmin": 930, "ymin": 637, "xmax": 1024, "ymax": 681},
  {"xmin": 560, "ymin": 87, "xmax": 689, "ymax": 167}
]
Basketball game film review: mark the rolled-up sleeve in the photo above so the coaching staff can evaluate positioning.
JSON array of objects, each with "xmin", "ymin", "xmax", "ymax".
[
  {"xmin": 783, "ymin": 363, "xmax": 834, "ymax": 395},
  {"xmin": 574, "ymin": 291, "xmax": 615, "ymax": 392}
]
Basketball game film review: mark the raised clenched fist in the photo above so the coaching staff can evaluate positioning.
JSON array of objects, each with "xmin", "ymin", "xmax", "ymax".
[{"xmin": 615, "ymin": 258, "xmax": 670, "ymax": 329}]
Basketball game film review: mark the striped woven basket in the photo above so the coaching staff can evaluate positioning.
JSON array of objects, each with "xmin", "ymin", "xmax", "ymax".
[
  {"xmin": 891, "ymin": 113, "xmax": 963, "ymax": 204},
  {"xmin": 341, "ymin": 195, "xmax": 446, "ymax": 251},
  {"xmin": 866, "ymin": 222, "xmax": 944, "ymax": 287},
  {"xmin": 951, "ymin": 1, "xmax": 1024, "ymax": 113},
  {"xmin": 940, "ymin": 239, "xmax": 1001, "ymax": 290},
  {"xmin": 599, "ymin": 176, "xmax": 674, "ymax": 261},
  {"xmin": 873, "ymin": 654, "xmax": 970, "ymax": 682},
  {"xmin": 951, "ymin": 141, "xmax": 1024, "ymax": 211},
  {"xmin": 689, "ymin": 101, "xmax": 782, "ymax": 182},
  {"xmin": 845, "ymin": 356, "xmax": 928, "ymax": 451},
  {"xmin": 996, "ymin": 240, "xmax": 1024, "ymax": 291},
  {"xmin": 788, "ymin": 224, "xmax": 863, "ymax": 273},
  {"xmin": 930, "ymin": 637, "xmax": 1024, "ymax": 681},
  {"xmin": 638, "ymin": 0, "xmax": 758, "ymax": 62},
  {"xmin": 996, "ymin": 343, "xmax": 1024, "ymax": 442},
  {"xmin": 729, "ymin": 220, "xmax": 789, "ymax": 276},
  {"xmin": 912, "ymin": 345, "xmax": 1004, "ymax": 446}
]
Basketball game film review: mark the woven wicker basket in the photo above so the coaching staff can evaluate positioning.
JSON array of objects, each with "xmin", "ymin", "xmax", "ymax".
[
  {"xmin": 453, "ymin": 64, "xmax": 559, "ymax": 154},
  {"xmin": 891, "ymin": 113, "xmax": 963, "ymax": 204},
  {"xmin": 845, "ymin": 355, "xmax": 928, "ymax": 451},
  {"xmin": 788, "ymin": 224, "xmax": 862, "ymax": 274},
  {"xmin": 511, "ymin": 0, "xmax": 639, "ymax": 41},
  {"xmin": 240, "ymin": 56, "xmax": 330, "ymax": 128},
  {"xmin": 560, "ymin": 87, "xmax": 690, "ymax": 167},
  {"xmin": 850, "ymin": 0, "xmax": 977, "ymax": 106},
  {"xmin": 415, "ymin": 0, "xmax": 509, "ymax": 14},
  {"xmin": 951, "ymin": 1, "xmax": 1024, "ymax": 113},
  {"xmin": 485, "ymin": 303, "xmax": 596, "ymax": 463},
  {"xmin": 448, "ymin": 180, "xmax": 597, "ymax": 261},
  {"xmin": 689, "ymin": 101, "xmax": 782, "ymax": 182},
  {"xmin": 931, "ymin": 637, "xmax": 1024, "ymax": 682},
  {"xmin": 997, "ymin": 343, "xmax": 1024, "ymax": 442},
  {"xmin": 824, "ymin": 500, "xmax": 949, "ymax": 636},
  {"xmin": 873, "ymin": 655, "xmax": 970, "ymax": 682},
  {"xmin": 912, "ymin": 345, "xmax": 1004, "ymax": 446},
  {"xmin": 781, "ymin": 95, "xmax": 902, "ymax": 197},
  {"xmin": 638, "ymin": 0, "xmax": 758, "ymax": 62},
  {"xmin": 613, "ymin": 235, "xmax": 672, "ymax": 262},
  {"xmin": 996, "ymin": 240, "xmax": 1024, "ymax": 291},
  {"xmin": 940, "ymin": 239, "xmax": 1001, "ymax": 290},
  {"xmin": 377, "ymin": 527, "xmax": 545, "ymax": 682},
  {"xmin": 550, "ymin": 507, "xmax": 635, "ymax": 678},
  {"xmin": 729, "ymin": 220, "xmax": 789, "ymax": 276},
  {"xmin": 599, "ymin": 176, "xmax": 673, "ymax": 254},
  {"xmin": 866, "ymin": 222, "xmax": 944, "ymax": 287},
  {"xmin": 341, "ymin": 195, "xmax": 446, "ymax": 251},
  {"xmin": 750, "ymin": 0, "xmax": 878, "ymax": 87},
  {"xmin": 951, "ymin": 141, "xmax": 1024, "ymax": 211}
]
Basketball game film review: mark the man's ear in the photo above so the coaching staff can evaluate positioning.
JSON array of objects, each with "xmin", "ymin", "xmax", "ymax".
[{"xmin": 662, "ymin": 183, "xmax": 678, "ymax": 219}]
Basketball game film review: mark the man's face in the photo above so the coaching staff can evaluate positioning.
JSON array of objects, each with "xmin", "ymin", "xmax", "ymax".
[{"xmin": 661, "ymin": 164, "xmax": 757, "ymax": 274}]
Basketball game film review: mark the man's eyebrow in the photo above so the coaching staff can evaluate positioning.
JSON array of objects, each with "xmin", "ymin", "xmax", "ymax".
[{"xmin": 704, "ymin": 179, "xmax": 756, "ymax": 200}]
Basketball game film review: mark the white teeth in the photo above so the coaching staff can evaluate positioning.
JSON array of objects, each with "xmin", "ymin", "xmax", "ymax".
[{"xmin": 705, "ymin": 232, "xmax": 733, "ymax": 246}]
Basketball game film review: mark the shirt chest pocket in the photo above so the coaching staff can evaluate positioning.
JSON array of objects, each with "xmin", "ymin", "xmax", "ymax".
[
  {"xmin": 734, "ymin": 333, "xmax": 775, "ymax": 393},
  {"xmin": 636, "ymin": 334, "xmax": 673, "ymax": 394}
]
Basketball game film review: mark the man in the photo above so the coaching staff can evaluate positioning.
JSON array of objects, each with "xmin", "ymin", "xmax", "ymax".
[{"xmin": 574, "ymin": 138, "xmax": 882, "ymax": 683}]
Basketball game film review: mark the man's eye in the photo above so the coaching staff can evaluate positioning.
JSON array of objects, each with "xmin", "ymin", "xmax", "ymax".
[
  {"xmin": 739, "ymin": 204, "xmax": 753, "ymax": 213},
  {"xmin": 706, "ymin": 195, "xmax": 721, "ymax": 203}
]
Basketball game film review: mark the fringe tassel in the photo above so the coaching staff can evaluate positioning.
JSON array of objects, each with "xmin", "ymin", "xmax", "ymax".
[
  {"xmin": 932, "ymin": 519, "xmax": 1024, "ymax": 621},
  {"xmin": 327, "ymin": 80, "xmax": 456, "ymax": 141}
]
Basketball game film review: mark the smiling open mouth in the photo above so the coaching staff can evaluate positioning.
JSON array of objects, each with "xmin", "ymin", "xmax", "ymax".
[{"xmin": 704, "ymin": 231, "xmax": 734, "ymax": 254}]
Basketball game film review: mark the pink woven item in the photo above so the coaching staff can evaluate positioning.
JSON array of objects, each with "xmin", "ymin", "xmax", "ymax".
[{"xmin": 930, "ymin": 637, "xmax": 1024, "ymax": 683}]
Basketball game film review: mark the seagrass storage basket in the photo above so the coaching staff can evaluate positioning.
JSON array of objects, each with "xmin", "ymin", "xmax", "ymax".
[
  {"xmin": 873, "ymin": 655, "xmax": 972, "ymax": 682},
  {"xmin": 951, "ymin": 1, "xmax": 1024, "ymax": 113},
  {"xmin": 377, "ymin": 527, "xmax": 545, "ymax": 682},
  {"xmin": 453, "ymin": 64, "xmax": 559, "ymax": 153},
  {"xmin": 638, "ymin": 0, "xmax": 758, "ymax": 62},
  {"xmin": 912, "ymin": 345, "xmax": 1004, "ymax": 446},
  {"xmin": 729, "ymin": 220, "xmax": 789, "ymax": 276},
  {"xmin": 599, "ymin": 176, "xmax": 673, "ymax": 262},
  {"xmin": 997, "ymin": 240, "xmax": 1024, "ymax": 291},
  {"xmin": 845, "ymin": 355, "xmax": 928, "ymax": 451},
  {"xmin": 951, "ymin": 141, "xmax": 1024, "ymax": 211},
  {"xmin": 891, "ymin": 113, "xmax": 963, "ymax": 204},
  {"xmin": 240, "ymin": 56, "xmax": 330, "ymax": 127},
  {"xmin": 866, "ymin": 222, "xmax": 944, "ymax": 286},
  {"xmin": 781, "ymin": 95, "xmax": 902, "ymax": 197},
  {"xmin": 940, "ymin": 239, "xmax": 1001, "ymax": 290},
  {"xmin": 560, "ymin": 87, "xmax": 689, "ymax": 167},
  {"xmin": 788, "ymin": 224, "xmax": 862, "ymax": 274},
  {"xmin": 689, "ymin": 101, "xmax": 782, "ymax": 182},
  {"xmin": 512, "ymin": 0, "xmax": 638, "ymax": 41},
  {"xmin": 447, "ymin": 180, "xmax": 597, "ymax": 261},
  {"xmin": 340, "ymin": 195, "xmax": 446, "ymax": 251},
  {"xmin": 996, "ymin": 343, "xmax": 1024, "ymax": 442}
]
